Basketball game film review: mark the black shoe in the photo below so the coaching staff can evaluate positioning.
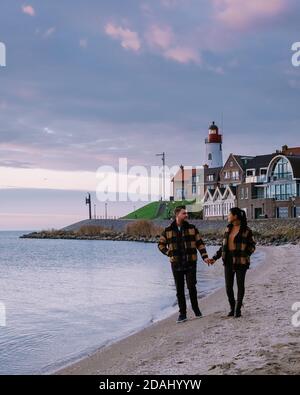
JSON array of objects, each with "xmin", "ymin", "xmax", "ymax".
[
  {"xmin": 227, "ymin": 301, "xmax": 235, "ymax": 317},
  {"xmin": 176, "ymin": 314, "xmax": 187, "ymax": 323},
  {"xmin": 194, "ymin": 310, "xmax": 202, "ymax": 318},
  {"xmin": 235, "ymin": 302, "xmax": 242, "ymax": 318}
]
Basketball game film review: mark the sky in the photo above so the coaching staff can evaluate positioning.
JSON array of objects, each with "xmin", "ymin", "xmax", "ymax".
[{"xmin": 0, "ymin": 0, "xmax": 300, "ymax": 230}]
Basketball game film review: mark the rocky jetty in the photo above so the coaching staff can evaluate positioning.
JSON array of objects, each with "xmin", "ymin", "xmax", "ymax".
[{"xmin": 20, "ymin": 218, "xmax": 300, "ymax": 246}]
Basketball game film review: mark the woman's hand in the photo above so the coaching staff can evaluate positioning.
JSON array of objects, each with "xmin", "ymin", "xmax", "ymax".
[{"xmin": 204, "ymin": 258, "xmax": 215, "ymax": 266}]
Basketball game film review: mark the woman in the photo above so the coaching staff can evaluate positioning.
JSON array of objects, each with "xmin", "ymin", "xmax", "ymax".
[{"xmin": 211, "ymin": 207, "xmax": 256, "ymax": 318}]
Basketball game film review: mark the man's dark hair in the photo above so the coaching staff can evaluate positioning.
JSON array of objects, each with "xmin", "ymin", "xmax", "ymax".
[{"xmin": 174, "ymin": 205, "xmax": 186, "ymax": 217}]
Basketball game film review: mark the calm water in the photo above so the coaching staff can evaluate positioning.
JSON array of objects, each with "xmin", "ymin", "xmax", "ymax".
[{"xmin": 0, "ymin": 231, "xmax": 265, "ymax": 375}]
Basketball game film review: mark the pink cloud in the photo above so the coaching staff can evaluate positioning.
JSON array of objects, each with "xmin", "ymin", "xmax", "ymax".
[
  {"xmin": 145, "ymin": 25, "xmax": 174, "ymax": 49},
  {"xmin": 44, "ymin": 27, "xmax": 56, "ymax": 38},
  {"xmin": 160, "ymin": 0, "xmax": 187, "ymax": 8},
  {"xmin": 164, "ymin": 46, "xmax": 201, "ymax": 64},
  {"xmin": 22, "ymin": 4, "xmax": 35, "ymax": 17},
  {"xmin": 79, "ymin": 39, "xmax": 88, "ymax": 48},
  {"xmin": 104, "ymin": 23, "xmax": 141, "ymax": 52},
  {"xmin": 212, "ymin": 0, "xmax": 286, "ymax": 29}
]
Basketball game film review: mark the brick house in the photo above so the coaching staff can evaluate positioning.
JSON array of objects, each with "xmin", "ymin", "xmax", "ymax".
[
  {"xmin": 237, "ymin": 149, "xmax": 300, "ymax": 219},
  {"xmin": 219, "ymin": 154, "xmax": 255, "ymax": 187}
]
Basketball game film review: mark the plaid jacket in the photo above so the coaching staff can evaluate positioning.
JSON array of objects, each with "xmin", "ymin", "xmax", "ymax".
[
  {"xmin": 213, "ymin": 224, "xmax": 256, "ymax": 269},
  {"xmin": 158, "ymin": 220, "xmax": 208, "ymax": 269}
]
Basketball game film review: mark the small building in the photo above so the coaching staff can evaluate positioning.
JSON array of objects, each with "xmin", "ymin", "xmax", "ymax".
[
  {"xmin": 171, "ymin": 167, "xmax": 198, "ymax": 201},
  {"xmin": 203, "ymin": 185, "xmax": 237, "ymax": 220}
]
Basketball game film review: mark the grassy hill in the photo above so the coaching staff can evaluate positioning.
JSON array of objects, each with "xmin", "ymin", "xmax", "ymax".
[{"xmin": 121, "ymin": 199, "xmax": 196, "ymax": 220}]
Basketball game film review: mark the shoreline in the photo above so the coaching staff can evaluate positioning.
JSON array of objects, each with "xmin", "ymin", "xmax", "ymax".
[
  {"xmin": 20, "ymin": 232, "xmax": 300, "ymax": 247},
  {"xmin": 55, "ymin": 245, "xmax": 300, "ymax": 375}
]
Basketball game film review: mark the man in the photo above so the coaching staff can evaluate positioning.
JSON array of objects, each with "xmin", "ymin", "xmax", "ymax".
[{"xmin": 158, "ymin": 205, "xmax": 212, "ymax": 323}]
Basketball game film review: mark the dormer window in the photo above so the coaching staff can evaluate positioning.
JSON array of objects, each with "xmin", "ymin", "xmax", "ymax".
[{"xmin": 260, "ymin": 169, "xmax": 267, "ymax": 176}]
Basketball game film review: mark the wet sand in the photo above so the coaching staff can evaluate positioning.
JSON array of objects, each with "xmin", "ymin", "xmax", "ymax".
[{"xmin": 56, "ymin": 245, "xmax": 300, "ymax": 375}]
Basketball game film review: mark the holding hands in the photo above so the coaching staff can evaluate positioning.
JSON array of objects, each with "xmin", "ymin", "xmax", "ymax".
[{"xmin": 204, "ymin": 258, "xmax": 215, "ymax": 266}]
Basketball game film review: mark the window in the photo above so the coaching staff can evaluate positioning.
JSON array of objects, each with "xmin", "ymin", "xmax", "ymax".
[
  {"xmin": 232, "ymin": 171, "xmax": 239, "ymax": 180},
  {"xmin": 220, "ymin": 144, "xmax": 222, "ymax": 151},
  {"xmin": 278, "ymin": 207, "xmax": 289, "ymax": 218},
  {"xmin": 260, "ymin": 169, "xmax": 267, "ymax": 176},
  {"xmin": 245, "ymin": 188, "xmax": 249, "ymax": 199},
  {"xmin": 229, "ymin": 161, "xmax": 234, "ymax": 167},
  {"xmin": 208, "ymin": 153, "xmax": 212, "ymax": 161},
  {"xmin": 224, "ymin": 171, "xmax": 231, "ymax": 179},
  {"xmin": 271, "ymin": 158, "xmax": 293, "ymax": 181},
  {"xmin": 176, "ymin": 189, "xmax": 182, "ymax": 198},
  {"xmin": 207, "ymin": 175, "xmax": 214, "ymax": 182},
  {"xmin": 246, "ymin": 170, "xmax": 254, "ymax": 177},
  {"xmin": 192, "ymin": 185, "xmax": 196, "ymax": 194},
  {"xmin": 241, "ymin": 188, "xmax": 244, "ymax": 199}
]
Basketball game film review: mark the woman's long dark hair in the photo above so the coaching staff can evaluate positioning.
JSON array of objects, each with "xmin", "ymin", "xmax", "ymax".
[{"xmin": 230, "ymin": 207, "xmax": 248, "ymax": 230}]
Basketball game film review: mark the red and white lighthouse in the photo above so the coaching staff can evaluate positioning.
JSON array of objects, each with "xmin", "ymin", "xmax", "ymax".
[{"xmin": 205, "ymin": 121, "xmax": 223, "ymax": 168}]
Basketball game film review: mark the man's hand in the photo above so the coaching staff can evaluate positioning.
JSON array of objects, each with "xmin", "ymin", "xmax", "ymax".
[{"xmin": 204, "ymin": 258, "xmax": 215, "ymax": 266}]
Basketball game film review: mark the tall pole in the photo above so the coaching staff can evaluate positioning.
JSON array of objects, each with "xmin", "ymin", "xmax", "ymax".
[
  {"xmin": 105, "ymin": 202, "xmax": 108, "ymax": 219},
  {"xmin": 180, "ymin": 164, "xmax": 185, "ymax": 201},
  {"xmin": 85, "ymin": 193, "xmax": 92, "ymax": 220},
  {"xmin": 156, "ymin": 152, "xmax": 166, "ymax": 201},
  {"xmin": 94, "ymin": 204, "xmax": 97, "ymax": 219}
]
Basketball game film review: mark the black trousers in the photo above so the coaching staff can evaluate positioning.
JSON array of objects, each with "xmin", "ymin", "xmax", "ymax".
[
  {"xmin": 224, "ymin": 253, "xmax": 247, "ymax": 309},
  {"xmin": 172, "ymin": 265, "xmax": 200, "ymax": 316}
]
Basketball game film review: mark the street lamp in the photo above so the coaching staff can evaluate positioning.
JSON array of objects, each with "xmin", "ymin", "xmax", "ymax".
[
  {"xmin": 105, "ymin": 202, "xmax": 108, "ymax": 220},
  {"xmin": 290, "ymin": 196, "xmax": 296, "ymax": 218},
  {"xmin": 180, "ymin": 164, "xmax": 185, "ymax": 201},
  {"xmin": 156, "ymin": 152, "xmax": 166, "ymax": 201},
  {"xmin": 85, "ymin": 193, "xmax": 92, "ymax": 220}
]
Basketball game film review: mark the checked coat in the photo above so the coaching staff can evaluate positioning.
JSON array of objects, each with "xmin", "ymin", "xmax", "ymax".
[{"xmin": 158, "ymin": 220, "xmax": 208, "ymax": 271}]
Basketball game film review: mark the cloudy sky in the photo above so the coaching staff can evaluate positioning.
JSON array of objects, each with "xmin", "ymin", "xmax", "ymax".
[{"xmin": 0, "ymin": 0, "xmax": 300, "ymax": 229}]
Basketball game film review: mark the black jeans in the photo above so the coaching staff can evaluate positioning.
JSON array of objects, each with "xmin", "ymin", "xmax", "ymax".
[
  {"xmin": 172, "ymin": 265, "xmax": 200, "ymax": 316},
  {"xmin": 224, "ymin": 253, "xmax": 247, "ymax": 309}
]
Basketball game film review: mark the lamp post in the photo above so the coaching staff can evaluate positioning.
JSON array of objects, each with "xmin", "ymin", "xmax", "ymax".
[
  {"xmin": 291, "ymin": 196, "xmax": 296, "ymax": 218},
  {"xmin": 156, "ymin": 152, "xmax": 166, "ymax": 201},
  {"xmin": 85, "ymin": 193, "xmax": 92, "ymax": 220},
  {"xmin": 180, "ymin": 164, "xmax": 185, "ymax": 201}
]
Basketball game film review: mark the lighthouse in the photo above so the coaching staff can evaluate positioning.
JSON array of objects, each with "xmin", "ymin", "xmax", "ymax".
[{"xmin": 205, "ymin": 121, "xmax": 223, "ymax": 168}]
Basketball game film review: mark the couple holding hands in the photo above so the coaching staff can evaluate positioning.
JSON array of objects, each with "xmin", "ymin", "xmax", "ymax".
[{"xmin": 158, "ymin": 205, "xmax": 256, "ymax": 323}]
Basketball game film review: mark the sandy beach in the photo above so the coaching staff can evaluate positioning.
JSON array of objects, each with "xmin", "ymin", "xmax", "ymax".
[{"xmin": 56, "ymin": 245, "xmax": 300, "ymax": 375}]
